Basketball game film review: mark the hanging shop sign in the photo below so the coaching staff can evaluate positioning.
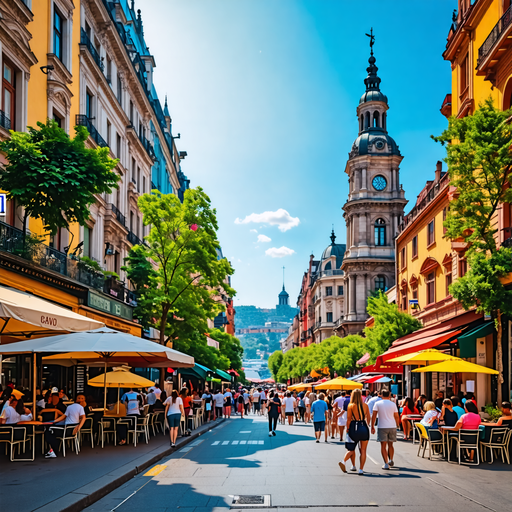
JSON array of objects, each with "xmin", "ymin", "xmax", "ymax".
[{"xmin": 87, "ymin": 290, "xmax": 133, "ymax": 321}]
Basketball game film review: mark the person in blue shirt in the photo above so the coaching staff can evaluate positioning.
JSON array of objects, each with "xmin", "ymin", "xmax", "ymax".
[
  {"xmin": 310, "ymin": 392, "xmax": 329, "ymax": 443},
  {"xmin": 450, "ymin": 396, "xmax": 466, "ymax": 419}
]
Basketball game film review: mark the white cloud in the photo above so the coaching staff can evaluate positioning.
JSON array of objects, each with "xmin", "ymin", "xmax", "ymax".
[
  {"xmin": 250, "ymin": 229, "xmax": 258, "ymax": 233},
  {"xmin": 235, "ymin": 209, "xmax": 300, "ymax": 232},
  {"xmin": 265, "ymin": 246, "xmax": 295, "ymax": 258},
  {"xmin": 257, "ymin": 234, "xmax": 272, "ymax": 243}
]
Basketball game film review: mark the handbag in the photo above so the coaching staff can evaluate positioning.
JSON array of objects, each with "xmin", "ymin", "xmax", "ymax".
[{"xmin": 348, "ymin": 402, "xmax": 369, "ymax": 442}]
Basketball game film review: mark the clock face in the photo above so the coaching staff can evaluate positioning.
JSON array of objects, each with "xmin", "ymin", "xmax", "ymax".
[
  {"xmin": 372, "ymin": 175, "xmax": 387, "ymax": 191},
  {"xmin": 375, "ymin": 140, "xmax": 385, "ymax": 150}
]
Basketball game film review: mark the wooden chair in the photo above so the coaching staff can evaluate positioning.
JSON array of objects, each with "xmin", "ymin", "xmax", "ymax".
[
  {"xmin": 480, "ymin": 427, "xmax": 510, "ymax": 464},
  {"xmin": 416, "ymin": 423, "xmax": 444, "ymax": 461}
]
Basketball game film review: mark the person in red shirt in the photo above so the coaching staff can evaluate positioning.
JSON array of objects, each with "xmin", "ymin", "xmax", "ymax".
[
  {"xmin": 180, "ymin": 388, "xmax": 192, "ymax": 435},
  {"xmin": 400, "ymin": 397, "xmax": 420, "ymax": 441}
]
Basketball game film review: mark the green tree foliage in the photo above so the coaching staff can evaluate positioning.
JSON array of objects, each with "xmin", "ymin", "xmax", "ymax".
[
  {"xmin": 433, "ymin": 98, "xmax": 512, "ymax": 389},
  {"xmin": 173, "ymin": 331, "xmax": 229, "ymax": 371},
  {"xmin": 123, "ymin": 188, "xmax": 235, "ymax": 345},
  {"xmin": 0, "ymin": 119, "xmax": 119, "ymax": 235},
  {"xmin": 209, "ymin": 328, "xmax": 244, "ymax": 374},
  {"xmin": 364, "ymin": 291, "xmax": 422, "ymax": 359},
  {"xmin": 268, "ymin": 350, "xmax": 283, "ymax": 380}
]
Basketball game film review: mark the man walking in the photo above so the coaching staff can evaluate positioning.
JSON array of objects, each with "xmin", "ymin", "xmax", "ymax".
[{"xmin": 371, "ymin": 388, "xmax": 399, "ymax": 470}]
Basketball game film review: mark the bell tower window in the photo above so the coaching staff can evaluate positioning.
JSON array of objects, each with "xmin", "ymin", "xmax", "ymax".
[
  {"xmin": 373, "ymin": 111, "xmax": 379, "ymax": 127},
  {"xmin": 374, "ymin": 218, "xmax": 386, "ymax": 246},
  {"xmin": 365, "ymin": 112, "xmax": 370, "ymax": 129}
]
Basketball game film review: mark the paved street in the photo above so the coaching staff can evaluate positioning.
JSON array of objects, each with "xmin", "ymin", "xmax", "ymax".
[{"xmin": 85, "ymin": 415, "xmax": 510, "ymax": 512}]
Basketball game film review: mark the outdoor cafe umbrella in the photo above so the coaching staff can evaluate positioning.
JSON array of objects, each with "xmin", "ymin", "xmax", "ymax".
[
  {"xmin": 0, "ymin": 327, "xmax": 194, "ymax": 409},
  {"xmin": 88, "ymin": 366, "xmax": 155, "ymax": 414},
  {"xmin": 388, "ymin": 349, "xmax": 460, "ymax": 366},
  {"xmin": 412, "ymin": 358, "xmax": 499, "ymax": 375},
  {"xmin": 314, "ymin": 377, "xmax": 363, "ymax": 390},
  {"xmin": 288, "ymin": 383, "xmax": 313, "ymax": 391}
]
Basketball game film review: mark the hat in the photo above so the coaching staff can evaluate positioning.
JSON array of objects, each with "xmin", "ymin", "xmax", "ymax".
[
  {"xmin": 51, "ymin": 387, "xmax": 59, "ymax": 394},
  {"xmin": 11, "ymin": 389, "xmax": 24, "ymax": 400}
]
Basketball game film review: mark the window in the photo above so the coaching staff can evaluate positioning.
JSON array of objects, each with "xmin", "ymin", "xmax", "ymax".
[
  {"xmin": 129, "ymin": 100, "xmax": 134, "ymax": 124},
  {"xmin": 106, "ymin": 55, "xmax": 112, "ymax": 82},
  {"xmin": 86, "ymin": 91, "xmax": 93, "ymax": 119},
  {"xmin": 130, "ymin": 211, "xmax": 134, "ymax": 231},
  {"xmin": 83, "ymin": 226, "xmax": 91, "ymax": 258},
  {"xmin": 54, "ymin": 9, "xmax": 63, "ymax": 61},
  {"xmin": 326, "ymin": 312, "xmax": 333, "ymax": 323},
  {"xmin": 427, "ymin": 219, "xmax": 435, "ymax": 246},
  {"xmin": 442, "ymin": 207, "xmax": 448, "ymax": 235},
  {"xmin": 412, "ymin": 285, "xmax": 418, "ymax": 300},
  {"xmin": 338, "ymin": 286, "xmax": 343, "ymax": 296},
  {"xmin": 375, "ymin": 218, "xmax": 386, "ymax": 246},
  {"xmin": 116, "ymin": 134, "xmax": 121, "ymax": 158},
  {"xmin": 143, "ymin": 176, "xmax": 146, "ymax": 195},
  {"xmin": 106, "ymin": 119, "xmax": 111, "ymax": 147},
  {"xmin": 117, "ymin": 74, "xmax": 122, "ymax": 105},
  {"xmin": 459, "ymin": 256, "xmax": 467, "ymax": 277},
  {"xmin": 412, "ymin": 235, "xmax": 418, "ymax": 259},
  {"xmin": 460, "ymin": 54, "xmax": 468, "ymax": 95},
  {"xmin": 131, "ymin": 158, "xmax": 136, "ymax": 183},
  {"xmin": 137, "ymin": 168, "xmax": 141, "ymax": 191},
  {"xmin": 446, "ymin": 272, "xmax": 452, "ymax": 296},
  {"xmin": 325, "ymin": 286, "xmax": 332, "ymax": 296},
  {"xmin": 2, "ymin": 60, "xmax": 15, "ymax": 128},
  {"xmin": 375, "ymin": 275, "xmax": 386, "ymax": 291},
  {"xmin": 53, "ymin": 111, "xmax": 62, "ymax": 127},
  {"xmin": 400, "ymin": 247, "xmax": 406, "ymax": 270},
  {"xmin": 426, "ymin": 271, "xmax": 435, "ymax": 305},
  {"xmin": 401, "ymin": 289, "xmax": 407, "ymax": 311}
]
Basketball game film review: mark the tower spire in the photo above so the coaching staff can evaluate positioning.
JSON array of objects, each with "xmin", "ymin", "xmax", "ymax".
[
  {"xmin": 282, "ymin": 266, "xmax": 285, "ymax": 291},
  {"xmin": 330, "ymin": 228, "xmax": 336, "ymax": 245},
  {"xmin": 364, "ymin": 28, "xmax": 381, "ymax": 93}
]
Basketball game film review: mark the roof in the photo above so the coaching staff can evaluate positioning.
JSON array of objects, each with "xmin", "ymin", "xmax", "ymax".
[
  {"xmin": 350, "ymin": 131, "xmax": 401, "ymax": 158},
  {"xmin": 321, "ymin": 243, "xmax": 346, "ymax": 268},
  {"xmin": 359, "ymin": 90, "xmax": 388, "ymax": 104}
]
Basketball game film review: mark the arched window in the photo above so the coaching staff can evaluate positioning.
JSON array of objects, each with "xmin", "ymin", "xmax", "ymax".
[
  {"xmin": 324, "ymin": 261, "xmax": 331, "ymax": 271},
  {"xmin": 503, "ymin": 77, "xmax": 512, "ymax": 110},
  {"xmin": 365, "ymin": 112, "xmax": 370, "ymax": 130},
  {"xmin": 373, "ymin": 111, "xmax": 380, "ymax": 128},
  {"xmin": 360, "ymin": 115, "xmax": 364, "ymax": 131},
  {"xmin": 374, "ymin": 218, "xmax": 386, "ymax": 246},
  {"xmin": 375, "ymin": 275, "xmax": 386, "ymax": 292},
  {"xmin": 382, "ymin": 112, "xmax": 387, "ymax": 131}
]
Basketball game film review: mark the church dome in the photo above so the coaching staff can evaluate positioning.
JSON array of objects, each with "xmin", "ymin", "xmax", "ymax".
[
  {"xmin": 350, "ymin": 131, "xmax": 401, "ymax": 158},
  {"xmin": 321, "ymin": 230, "xmax": 346, "ymax": 269},
  {"xmin": 359, "ymin": 90, "xmax": 388, "ymax": 105}
]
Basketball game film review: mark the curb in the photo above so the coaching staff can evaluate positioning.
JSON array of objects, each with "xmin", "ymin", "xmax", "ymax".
[{"xmin": 34, "ymin": 419, "xmax": 226, "ymax": 512}]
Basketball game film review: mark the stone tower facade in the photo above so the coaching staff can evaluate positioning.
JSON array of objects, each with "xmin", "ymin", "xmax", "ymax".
[{"xmin": 340, "ymin": 38, "xmax": 407, "ymax": 335}]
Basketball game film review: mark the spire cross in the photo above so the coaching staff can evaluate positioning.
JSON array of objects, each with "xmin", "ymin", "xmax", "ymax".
[
  {"xmin": 282, "ymin": 266, "xmax": 285, "ymax": 290},
  {"xmin": 365, "ymin": 28, "xmax": 375, "ymax": 55}
]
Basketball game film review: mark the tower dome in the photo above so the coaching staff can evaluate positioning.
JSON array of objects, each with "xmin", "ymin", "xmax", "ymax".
[{"xmin": 321, "ymin": 230, "xmax": 346, "ymax": 269}]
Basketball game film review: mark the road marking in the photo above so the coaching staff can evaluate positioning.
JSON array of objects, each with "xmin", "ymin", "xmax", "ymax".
[
  {"xmin": 232, "ymin": 440, "xmax": 239, "ymax": 445},
  {"xmin": 212, "ymin": 441, "xmax": 220, "ymax": 445},
  {"xmin": 367, "ymin": 455, "xmax": 379, "ymax": 465},
  {"xmin": 258, "ymin": 440, "xmax": 264, "ymax": 444},
  {"xmin": 239, "ymin": 430, "xmax": 251, "ymax": 433},
  {"xmin": 189, "ymin": 439, "xmax": 204, "ymax": 446},
  {"xmin": 179, "ymin": 447, "xmax": 192, "ymax": 453},
  {"xmin": 222, "ymin": 440, "xmax": 230, "ymax": 445},
  {"xmin": 248, "ymin": 440, "xmax": 258, "ymax": 445},
  {"xmin": 143, "ymin": 464, "xmax": 167, "ymax": 477},
  {"xmin": 240, "ymin": 440, "xmax": 247, "ymax": 444}
]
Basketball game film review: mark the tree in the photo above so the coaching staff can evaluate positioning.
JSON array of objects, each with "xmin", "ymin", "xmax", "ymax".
[
  {"xmin": 268, "ymin": 350, "xmax": 283, "ymax": 380},
  {"xmin": 208, "ymin": 328, "xmax": 244, "ymax": 373},
  {"xmin": 433, "ymin": 98, "xmax": 512, "ymax": 396},
  {"xmin": 364, "ymin": 291, "xmax": 422, "ymax": 360},
  {"xmin": 123, "ymin": 188, "xmax": 235, "ymax": 345},
  {"xmin": 0, "ymin": 119, "xmax": 119, "ymax": 237}
]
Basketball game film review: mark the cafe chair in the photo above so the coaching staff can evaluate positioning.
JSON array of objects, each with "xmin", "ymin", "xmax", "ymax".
[
  {"xmin": 56, "ymin": 425, "xmax": 80, "ymax": 457},
  {"xmin": 154, "ymin": 411, "xmax": 165, "ymax": 434},
  {"xmin": 0, "ymin": 426, "xmax": 32, "ymax": 462},
  {"xmin": 416, "ymin": 423, "xmax": 444, "ymax": 461},
  {"xmin": 480, "ymin": 427, "xmax": 510, "ymax": 464},
  {"xmin": 193, "ymin": 407, "xmax": 203, "ymax": 429},
  {"xmin": 100, "ymin": 417, "xmax": 117, "ymax": 448},
  {"xmin": 142, "ymin": 404, "xmax": 150, "ymax": 417},
  {"xmin": 449, "ymin": 429, "xmax": 480, "ymax": 466},
  {"xmin": 127, "ymin": 416, "xmax": 150, "ymax": 446},
  {"xmin": 79, "ymin": 417, "xmax": 95, "ymax": 449}
]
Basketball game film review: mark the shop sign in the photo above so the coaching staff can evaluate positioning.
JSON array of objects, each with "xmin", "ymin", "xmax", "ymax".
[
  {"xmin": 87, "ymin": 290, "xmax": 133, "ymax": 321},
  {"xmin": 0, "ymin": 193, "xmax": 6, "ymax": 216}
]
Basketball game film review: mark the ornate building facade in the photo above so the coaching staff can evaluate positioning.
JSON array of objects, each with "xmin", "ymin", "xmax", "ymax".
[{"xmin": 340, "ymin": 40, "xmax": 407, "ymax": 335}]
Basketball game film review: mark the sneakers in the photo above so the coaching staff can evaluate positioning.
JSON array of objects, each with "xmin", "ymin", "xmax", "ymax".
[
  {"xmin": 382, "ymin": 463, "xmax": 390, "ymax": 470},
  {"xmin": 44, "ymin": 450, "xmax": 56, "ymax": 459},
  {"xmin": 316, "ymin": 439, "xmax": 319, "ymax": 443},
  {"xmin": 389, "ymin": 460, "xmax": 394, "ymax": 467},
  {"xmin": 338, "ymin": 462, "xmax": 347, "ymax": 473},
  {"xmin": 358, "ymin": 469, "xmax": 364, "ymax": 475},
  {"xmin": 350, "ymin": 466, "xmax": 357, "ymax": 472},
  {"xmin": 272, "ymin": 431, "xmax": 276, "ymax": 436},
  {"xmin": 269, "ymin": 432, "xmax": 273, "ymax": 437},
  {"xmin": 171, "ymin": 443, "xmax": 176, "ymax": 448}
]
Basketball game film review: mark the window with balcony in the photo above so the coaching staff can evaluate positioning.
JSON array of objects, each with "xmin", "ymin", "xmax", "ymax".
[
  {"xmin": 83, "ymin": 226, "xmax": 91, "ymax": 258},
  {"xmin": 375, "ymin": 218, "xmax": 386, "ymax": 246},
  {"xmin": 426, "ymin": 271, "xmax": 435, "ymax": 305},
  {"xmin": 326, "ymin": 312, "xmax": 333, "ymax": 323},
  {"xmin": 106, "ymin": 55, "xmax": 112, "ymax": 83},
  {"xmin": 325, "ymin": 286, "xmax": 332, "ymax": 296},
  {"xmin": 412, "ymin": 235, "xmax": 418, "ymax": 259},
  {"xmin": 2, "ymin": 60, "xmax": 16, "ymax": 130},
  {"xmin": 427, "ymin": 219, "xmax": 435, "ymax": 246},
  {"xmin": 54, "ymin": 9, "xmax": 64, "ymax": 62},
  {"xmin": 459, "ymin": 256, "xmax": 467, "ymax": 277},
  {"xmin": 85, "ymin": 90, "xmax": 93, "ymax": 119}
]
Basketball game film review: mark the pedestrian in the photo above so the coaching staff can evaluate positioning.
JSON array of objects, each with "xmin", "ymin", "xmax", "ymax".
[
  {"xmin": 180, "ymin": 388, "xmax": 192, "ymax": 434},
  {"xmin": 202, "ymin": 389, "xmax": 213, "ymax": 422},
  {"xmin": 366, "ymin": 390, "xmax": 381, "ymax": 417},
  {"xmin": 268, "ymin": 391, "xmax": 281, "ymax": 436},
  {"xmin": 260, "ymin": 388, "xmax": 267, "ymax": 415},
  {"xmin": 339, "ymin": 388, "xmax": 370, "ymax": 475},
  {"xmin": 400, "ymin": 396, "xmax": 420, "ymax": 440},
  {"xmin": 304, "ymin": 392, "xmax": 311, "ymax": 424},
  {"xmin": 334, "ymin": 391, "xmax": 347, "ymax": 441},
  {"xmin": 283, "ymin": 391, "xmax": 295, "ymax": 425},
  {"xmin": 330, "ymin": 392, "xmax": 340, "ymax": 439},
  {"xmin": 243, "ymin": 389, "xmax": 250, "ymax": 415},
  {"xmin": 237, "ymin": 392, "xmax": 245, "ymax": 418},
  {"xmin": 298, "ymin": 394, "xmax": 306, "ymax": 422},
  {"xmin": 213, "ymin": 389, "xmax": 224, "ymax": 420},
  {"xmin": 310, "ymin": 392, "xmax": 328, "ymax": 443},
  {"xmin": 223, "ymin": 388, "xmax": 233, "ymax": 419},
  {"xmin": 371, "ymin": 388, "xmax": 400, "ymax": 470},
  {"xmin": 164, "ymin": 390, "xmax": 184, "ymax": 447},
  {"xmin": 253, "ymin": 388, "xmax": 261, "ymax": 415}
]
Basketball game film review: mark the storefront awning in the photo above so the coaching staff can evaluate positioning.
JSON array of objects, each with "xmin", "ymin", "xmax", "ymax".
[
  {"xmin": 178, "ymin": 363, "xmax": 210, "ymax": 380},
  {"xmin": 362, "ymin": 362, "xmax": 404, "ymax": 374},
  {"xmin": 0, "ymin": 285, "xmax": 104, "ymax": 337},
  {"xmin": 214, "ymin": 368, "xmax": 232, "ymax": 382},
  {"xmin": 457, "ymin": 322, "xmax": 495, "ymax": 358},
  {"xmin": 356, "ymin": 352, "xmax": 370, "ymax": 366}
]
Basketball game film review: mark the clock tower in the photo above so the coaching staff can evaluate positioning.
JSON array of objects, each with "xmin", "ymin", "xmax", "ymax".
[{"xmin": 339, "ymin": 32, "xmax": 407, "ymax": 335}]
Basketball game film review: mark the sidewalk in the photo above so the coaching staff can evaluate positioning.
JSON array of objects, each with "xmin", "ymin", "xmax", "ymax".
[{"xmin": 0, "ymin": 418, "xmax": 225, "ymax": 512}]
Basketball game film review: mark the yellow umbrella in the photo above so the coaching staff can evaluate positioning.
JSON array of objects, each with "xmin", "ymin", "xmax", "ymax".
[
  {"xmin": 412, "ymin": 358, "xmax": 499, "ymax": 375},
  {"xmin": 314, "ymin": 377, "xmax": 363, "ymax": 390},
  {"xmin": 388, "ymin": 349, "xmax": 460, "ymax": 366},
  {"xmin": 288, "ymin": 383, "xmax": 313, "ymax": 391}
]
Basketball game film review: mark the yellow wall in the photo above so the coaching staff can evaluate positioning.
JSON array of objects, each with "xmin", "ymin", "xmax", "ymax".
[{"xmin": 397, "ymin": 191, "xmax": 452, "ymax": 313}]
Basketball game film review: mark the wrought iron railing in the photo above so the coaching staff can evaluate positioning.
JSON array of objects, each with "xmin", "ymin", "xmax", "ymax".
[
  {"xmin": 127, "ymin": 231, "xmax": 142, "ymax": 246},
  {"xmin": 478, "ymin": 5, "xmax": 512, "ymax": 65},
  {"xmin": 76, "ymin": 115, "xmax": 108, "ymax": 148},
  {"xmin": 110, "ymin": 204, "xmax": 126, "ymax": 227},
  {"xmin": 0, "ymin": 110, "xmax": 11, "ymax": 131},
  {"xmin": 80, "ymin": 28, "xmax": 104, "ymax": 72}
]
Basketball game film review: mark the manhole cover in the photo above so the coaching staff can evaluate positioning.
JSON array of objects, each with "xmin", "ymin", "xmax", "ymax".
[{"xmin": 231, "ymin": 495, "xmax": 271, "ymax": 508}]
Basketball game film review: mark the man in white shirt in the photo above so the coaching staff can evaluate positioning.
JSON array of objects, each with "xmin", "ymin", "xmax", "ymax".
[
  {"xmin": 213, "ymin": 390, "xmax": 224, "ymax": 420},
  {"xmin": 44, "ymin": 398, "xmax": 86, "ymax": 458},
  {"xmin": 366, "ymin": 391, "xmax": 381, "ymax": 416},
  {"xmin": 371, "ymin": 388, "xmax": 400, "ymax": 470},
  {"xmin": 252, "ymin": 389, "xmax": 261, "ymax": 415}
]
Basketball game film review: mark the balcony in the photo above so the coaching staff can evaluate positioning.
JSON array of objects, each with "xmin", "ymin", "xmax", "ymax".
[
  {"xmin": 76, "ymin": 115, "xmax": 108, "ymax": 149},
  {"xmin": 80, "ymin": 28, "xmax": 104, "ymax": 73},
  {"xmin": 0, "ymin": 110, "xmax": 11, "ymax": 131},
  {"xmin": 334, "ymin": 317, "xmax": 344, "ymax": 328},
  {"xmin": 319, "ymin": 269, "xmax": 344, "ymax": 278},
  {"xmin": 110, "ymin": 204, "xmax": 126, "ymax": 228},
  {"xmin": 127, "ymin": 230, "xmax": 142, "ymax": 246},
  {"xmin": 477, "ymin": 5, "xmax": 512, "ymax": 69}
]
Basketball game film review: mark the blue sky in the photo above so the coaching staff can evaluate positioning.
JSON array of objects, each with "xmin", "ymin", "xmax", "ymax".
[{"xmin": 143, "ymin": 0, "xmax": 456, "ymax": 308}]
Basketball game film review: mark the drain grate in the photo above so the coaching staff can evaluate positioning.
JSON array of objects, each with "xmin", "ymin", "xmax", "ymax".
[{"xmin": 231, "ymin": 495, "xmax": 271, "ymax": 508}]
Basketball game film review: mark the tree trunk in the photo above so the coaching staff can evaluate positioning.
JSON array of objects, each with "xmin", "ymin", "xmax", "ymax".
[
  {"xmin": 158, "ymin": 305, "xmax": 170, "ymax": 387},
  {"xmin": 497, "ymin": 309, "xmax": 504, "ymax": 404}
]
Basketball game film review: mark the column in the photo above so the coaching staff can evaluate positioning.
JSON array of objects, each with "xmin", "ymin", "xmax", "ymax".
[
  {"xmin": 353, "ymin": 214, "xmax": 359, "ymax": 247},
  {"xmin": 350, "ymin": 274, "xmax": 357, "ymax": 315},
  {"xmin": 359, "ymin": 213, "xmax": 367, "ymax": 246},
  {"xmin": 361, "ymin": 168, "xmax": 367, "ymax": 190}
]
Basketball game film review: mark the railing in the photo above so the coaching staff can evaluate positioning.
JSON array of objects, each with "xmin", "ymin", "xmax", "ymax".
[
  {"xmin": 127, "ymin": 231, "xmax": 142, "ymax": 246},
  {"xmin": 478, "ymin": 5, "xmax": 512, "ymax": 65},
  {"xmin": 75, "ymin": 115, "xmax": 108, "ymax": 148},
  {"xmin": 80, "ymin": 28, "xmax": 104, "ymax": 72},
  {"xmin": 319, "ymin": 269, "xmax": 344, "ymax": 278},
  {"xmin": 0, "ymin": 110, "xmax": 11, "ymax": 131},
  {"xmin": 334, "ymin": 317, "xmax": 344, "ymax": 328},
  {"xmin": 110, "ymin": 204, "xmax": 126, "ymax": 227}
]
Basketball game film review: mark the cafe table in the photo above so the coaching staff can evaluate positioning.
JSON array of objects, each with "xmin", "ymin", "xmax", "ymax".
[{"xmin": 402, "ymin": 415, "xmax": 423, "ymax": 444}]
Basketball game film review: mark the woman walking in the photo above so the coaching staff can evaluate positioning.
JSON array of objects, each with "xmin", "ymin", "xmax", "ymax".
[
  {"xmin": 164, "ymin": 390, "xmax": 185, "ymax": 447},
  {"xmin": 339, "ymin": 388, "xmax": 370, "ymax": 475},
  {"xmin": 267, "ymin": 391, "xmax": 281, "ymax": 436}
]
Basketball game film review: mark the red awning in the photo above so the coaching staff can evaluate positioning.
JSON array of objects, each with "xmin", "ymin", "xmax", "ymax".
[
  {"xmin": 362, "ymin": 362, "xmax": 403, "ymax": 374},
  {"xmin": 228, "ymin": 369, "xmax": 240, "ymax": 377},
  {"xmin": 365, "ymin": 374, "xmax": 385, "ymax": 383},
  {"xmin": 356, "ymin": 352, "xmax": 370, "ymax": 366}
]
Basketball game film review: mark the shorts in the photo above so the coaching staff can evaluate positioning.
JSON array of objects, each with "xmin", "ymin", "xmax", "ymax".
[
  {"xmin": 167, "ymin": 413, "xmax": 181, "ymax": 428},
  {"xmin": 285, "ymin": 412, "xmax": 294, "ymax": 416},
  {"xmin": 377, "ymin": 428, "xmax": 397, "ymax": 443},
  {"xmin": 215, "ymin": 406, "xmax": 223, "ymax": 417},
  {"xmin": 314, "ymin": 421, "xmax": 326, "ymax": 432},
  {"xmin": 261, "ymin": 399, "xmax": 267, "ymax": 404},
  {"xmin": 338, "ymin": 416, "xmax": 347, "ymax": 427}
]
